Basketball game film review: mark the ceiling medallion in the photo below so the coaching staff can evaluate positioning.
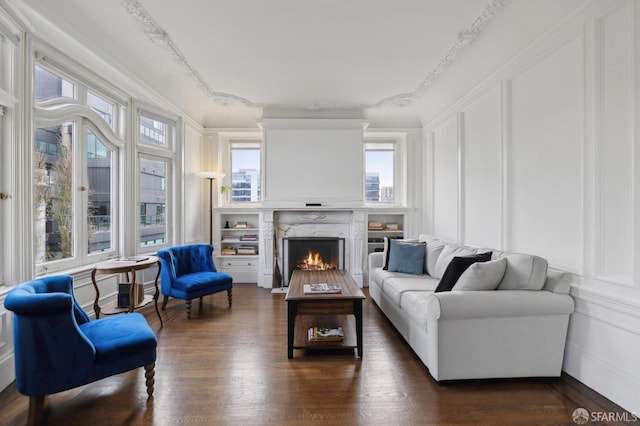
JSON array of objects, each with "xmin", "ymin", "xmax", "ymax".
[{"xmin": 121, "ymin": 0, "xmax": 508, "ymax": 110}]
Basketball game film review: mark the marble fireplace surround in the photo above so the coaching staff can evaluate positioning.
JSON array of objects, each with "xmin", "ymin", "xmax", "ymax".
[{"xmin": 259, "ymin": 208, "xmax": 366, "ymax": 290}]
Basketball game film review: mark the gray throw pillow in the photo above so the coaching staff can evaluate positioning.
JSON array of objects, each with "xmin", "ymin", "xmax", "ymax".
[
  {"xmin": 386, "ymin": 239, "xmax": 426, "ymax": 275},
  {"xmin": 452, "ymin": 258, "xmax": 507, "ymax": 291}
]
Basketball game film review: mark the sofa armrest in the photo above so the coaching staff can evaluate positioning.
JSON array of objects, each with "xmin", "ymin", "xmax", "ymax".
[
  {"xmin": 427, "ymin": 290, "xmax": 575, "ymax": 321},
  {"xmin": 368, "ymin": 252, "xmax": 384, "ymax": 269}
]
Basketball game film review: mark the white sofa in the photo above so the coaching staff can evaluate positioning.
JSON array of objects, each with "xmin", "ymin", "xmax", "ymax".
[{"xmin": 368, "ymin": 234, "xmax": 575, "ymax": 382}]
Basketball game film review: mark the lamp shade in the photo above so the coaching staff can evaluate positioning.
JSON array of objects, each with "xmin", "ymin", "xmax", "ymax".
[{"xmin": 196, "ymin": 171, "xmax": 225, "ymax": 180}]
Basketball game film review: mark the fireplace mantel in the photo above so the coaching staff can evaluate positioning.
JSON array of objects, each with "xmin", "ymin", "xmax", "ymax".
[{"xmin": 258, "ymin": 208, "xmax": 367, "ymax": 289}]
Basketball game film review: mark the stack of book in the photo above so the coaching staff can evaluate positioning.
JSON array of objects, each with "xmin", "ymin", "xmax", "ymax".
[
  {"xmin": 240, "ymin": 234, "xmax": 258, "ymax": 242},
  {"xmin": 221, "ymin": 247, "xmax": 237, "ymax": 255},
  {"xmin": 303, "ymin": 283, "xmax": 342, "ymax": 294},
  {"xmin": 368, "ymin": 222, "xmax": 384, "ymax": 230},
  {"xmin": 308, "ymin": 326, "xmax": 344, "ymax": 342},
  {"xmin": 237, "ymin": 245, "xmax": 257, "ymax": 255},
  {"xmin": 222, "ymin": 236, "xmax": 241, "ymax": 242}
]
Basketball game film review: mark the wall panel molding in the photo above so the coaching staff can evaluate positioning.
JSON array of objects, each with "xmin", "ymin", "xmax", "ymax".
[{"xmin": 592, "ymin": 0, "xmax": 635, "ymax": 285}]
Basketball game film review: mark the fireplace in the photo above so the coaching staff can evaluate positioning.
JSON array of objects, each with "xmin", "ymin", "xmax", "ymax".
[{"xmin": 283, "ymin": 237, "xmax": 345, "ymax": 286}]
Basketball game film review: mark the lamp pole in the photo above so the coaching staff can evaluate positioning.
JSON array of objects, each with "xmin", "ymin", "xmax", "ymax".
[
  {"xmin": 196, "ymin": 171, "xmax": 226, "ymax": 247},
  {"xmin": 207, "ymin": 177, "xmax": 213, "ymax": 245}
]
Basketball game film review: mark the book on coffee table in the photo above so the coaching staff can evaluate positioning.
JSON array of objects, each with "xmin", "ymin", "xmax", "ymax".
[
  {"xmin": 303, "ymin": 283, "xmax": 342, "ymax": 294},
  {"xmin": 308, "ymin": 326, "xmax": 344, "ymax": 342}
]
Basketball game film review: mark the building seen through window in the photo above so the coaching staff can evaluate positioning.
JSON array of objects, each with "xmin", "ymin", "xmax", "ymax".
[
  {"xmin": 365, "ymin": 141, "xmax": 395, "ymax": 203},
  {"xmin": 230, "ymin": 141, "xmax": 261, "ymax": 203}
]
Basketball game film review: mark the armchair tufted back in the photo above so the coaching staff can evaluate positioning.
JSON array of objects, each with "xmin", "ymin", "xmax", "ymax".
[{"xmin": 157, "ymin": 244, "xmax": 217, "ymax": 283}]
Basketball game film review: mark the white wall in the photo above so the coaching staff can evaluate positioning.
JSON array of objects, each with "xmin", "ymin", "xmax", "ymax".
[
  {"xmin": 424, "ymin": 0, "xmax": 640, "ymax": 414},
  {"xmin": 259, "ymin": 119, "xmax": 367, "ymax": 207}
]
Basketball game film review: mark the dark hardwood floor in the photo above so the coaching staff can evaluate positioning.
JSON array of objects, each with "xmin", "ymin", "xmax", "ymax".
[{"xmin": 0, "ymin": 283, "xmax": 632, "ymax": 425}]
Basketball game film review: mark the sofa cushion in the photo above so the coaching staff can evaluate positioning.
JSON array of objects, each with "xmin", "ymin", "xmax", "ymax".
[
  {"xmin": 496, "ymin": 252, "xmax": 548, "ymax": 291},
  {"xmin": 418, "ymin": 234, "xmax": 440, "ymax": 245},
  {"xmin": 383, "ymin": 277, "xmax": 439, "ymax": 306},
  {"xmin": 423, "ymin": 241, "xmax": 445, "ymax": 276},
  {"xmin": 434, "ymin": 252, "xmax": 493, "ymax": 293},
  {"xmin": 382, "ymin": 237, "xmax": 417, "ymax": 270},
  {"xmin": 432, "ymin": 244, "xmax": 479, "ymax": 279},
  {"xmin": 452, "ymin": 257, "xmax": 507, "ymax": 291},
  {"xmin": 387, "ymin": 239, "xmax": 426, "ymax": 275},
  {"xmin": 399, "ymin": 291, "xmax": 432, "ymax": 332},
  {"xmin": 370, "ymin": 267, "xmax": 428, "ymax": 291}
]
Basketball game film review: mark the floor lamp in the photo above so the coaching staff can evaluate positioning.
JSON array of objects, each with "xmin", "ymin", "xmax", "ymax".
[{"xmin": 196, "ymin": 171, "xmax": 225, "ymax": 245}]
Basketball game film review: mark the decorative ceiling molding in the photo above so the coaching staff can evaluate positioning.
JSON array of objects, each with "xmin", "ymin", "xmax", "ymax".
[
  {"xmin": 121, "ymin": 0, "xmax": 509, "ymax": 111},
  {"xmin": 375, "ymin": 0, "xmax": 509, "ymax": 108},
  {"xmin": 120, "ymin": 0, "xmax": 256, "ymax": 108}
]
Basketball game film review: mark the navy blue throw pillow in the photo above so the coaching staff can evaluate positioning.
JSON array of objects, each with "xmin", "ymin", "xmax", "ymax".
[{"xmin": 434, "ymin": 252, "xmax": 493, "ymax": 293}]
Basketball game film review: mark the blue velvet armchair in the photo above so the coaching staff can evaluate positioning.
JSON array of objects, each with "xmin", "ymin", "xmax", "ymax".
[
  {"xmin": 3, "ymin": 275, "xmax": 157, "ymax": 426},
  {"xmin": 157, "ymin": 244, "xmax": 233, "ymax": 319}
]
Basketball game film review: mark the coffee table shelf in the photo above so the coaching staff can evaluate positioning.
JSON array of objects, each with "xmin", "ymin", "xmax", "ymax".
[
  {"xmin": 286, "ymin": 270, "xmax": 365, "ymax": 358},
  {"xmin": 293, "ymin": 314, "xmax": 357, "ymax": 349}
]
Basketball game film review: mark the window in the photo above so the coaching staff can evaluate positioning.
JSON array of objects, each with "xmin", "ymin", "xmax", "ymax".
[
  {"xmin": 137, "ymin": 108, "xmax": 174, "ymax": 248},
  {"xmin": 87, "ymin": 91, "xmax": 114, "ymax": 128},
  {"xmin": 34, "ymin": 123, "xmax": 117, "ymax": 268},
  {"xmin": 86, "ymin": 129, "xmax": 114, "ymax": 254},
  {"xmin": 33, "ymin": 60, "xmax": 121, "ymax": 273},
  {"xmin": 139, "ymin": 155, "xmax": 168, "ymax": 247},
  {"xmin": 364, "ymin": 141, "xmax": 395, "ymax": 203},
  {"xmin": 230, "ymin": 141, "xmax": 261, "ymax": 203},
  {"xmin": 139, "ymin": 113, "xmax": 169, "ymax": 147},
  {"xmin": 34, "ymin": 123, "xmax": 75, "ymax": 263},
  {"xmin": 34, "ymin": 65, "xmax": 75, "ymax": 101}
]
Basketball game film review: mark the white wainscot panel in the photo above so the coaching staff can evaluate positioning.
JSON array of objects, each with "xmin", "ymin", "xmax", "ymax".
[
  {"xmin": 184, "ymin": 125, "xmax": 205, "ymax": 243},
  {"xmin": 564, "ymin": 288, "xmax": 640, "ymax": 414},
  {"xmin": 462, "ymin": 85, "xmax": 502, "ymax": 249},
  {"xmin": 596, "ymin": 3, "xmax": 634, "ymax": 284},
  {"xmin": 432, "ymin": 115, "xmax": 459, "ymax": 241},
  {"xmin": 509, "ymin": 35, "xmax": 583, "ymax": 271}
]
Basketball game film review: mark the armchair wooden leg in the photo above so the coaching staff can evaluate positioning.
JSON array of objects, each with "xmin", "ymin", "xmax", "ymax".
[
  {"xmin": 199, "ymin": 296, "xmax": 203, "ymax": 313},
  {"xmin": 186, "ymin": 299, "xmax": 192, "ymax": 319},
  {"xmin": 227, "ymin": 288, "xmax": 232, "ymax": 306},
  {"xmin": 161, "ymin": 295, "xmax": 169, "ymax": 310},
  {"xmin": 144, "ymin": 363, "xmax": 155, "ymax": 399},
  {"xmin": 27, "ymin": 395, "xmax": 44, "ymax": 426}
]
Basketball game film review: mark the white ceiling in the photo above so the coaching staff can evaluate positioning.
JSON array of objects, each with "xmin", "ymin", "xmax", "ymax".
[{"xmin": 8, "ymin": 0, "xmax": 565, "ymax": 128}]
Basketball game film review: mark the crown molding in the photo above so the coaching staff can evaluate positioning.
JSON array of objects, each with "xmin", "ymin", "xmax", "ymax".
[{"xmin": 121, "ymin": 0, "xmax": 509, "ymax": 111}]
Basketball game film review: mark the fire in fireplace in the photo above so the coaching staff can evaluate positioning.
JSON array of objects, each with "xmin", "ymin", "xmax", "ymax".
[{"xmin": 283, "ymin": 237, "xmax": 345, "ymax": 286}]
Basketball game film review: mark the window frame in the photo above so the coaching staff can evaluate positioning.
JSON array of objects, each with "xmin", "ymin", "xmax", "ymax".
[
  {"xmin": 229, "ymin": 140, "xmax": 262, "ymax": 204},
  {"xmin": 217, "ymin": 131, "xmax": 263, "ymax": 206},
  {"xmin": 33, "ymin": 109, "xmax": 123, "ymax": 274},
  {"xmin": 136, "ymin": 106, "xmax": 176, "ymax": 251},
  {"xmin": 363, "ymin": 133, "xmax": 407, "ymax": 207}
]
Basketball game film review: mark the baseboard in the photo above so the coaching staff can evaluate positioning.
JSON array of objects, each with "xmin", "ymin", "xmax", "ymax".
[{"xmin": 564, "ymin": 341, "xmax": 640, "ymax": 415}]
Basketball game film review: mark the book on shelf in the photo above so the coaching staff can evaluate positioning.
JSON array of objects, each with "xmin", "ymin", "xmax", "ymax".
[
  {"xmin": 308, "ymin": 326, "xmax": 344, "ymax": 342},
  {"xmin": 222, "ymin": 236, "xmax": 241, "ymax": 242},
  {"xmin": 234, "ymin": 221, "xmax": 248, "ymax": 229},
  {"xmin": 384, "ymin": 223, "xmax": 400, "ymax": 231},
  {"xmin": 303, "ymin": 283, "xmax": 342, "ymax": 294},
  {"xmin": 221, "ymin": 247, "xmax": 237, "ymax": 255},
  {"xmin": 240, "ymin": 234, "xmax": 258, "ymax": 241},
  {"xmin": 236, "ymin": 245, "xmax": 257, "ymax": 255},
  {"xmin": 368, "ymin": 221, "xmax": 384, "ymax": 230}
]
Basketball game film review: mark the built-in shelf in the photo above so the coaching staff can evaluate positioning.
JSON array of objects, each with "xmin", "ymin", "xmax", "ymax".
[
  {"xmin": 216, "ymin": 211, "xmax": 260, "ymax": 282},
  {"xmin": 366, "ymin": 213, "xmax": 405, "ymax": 255}
]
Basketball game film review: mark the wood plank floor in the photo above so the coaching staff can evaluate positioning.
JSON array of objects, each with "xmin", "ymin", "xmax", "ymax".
[{"xmin": 0, "ymin": 283, "xmax": 632, "ymax": 425}]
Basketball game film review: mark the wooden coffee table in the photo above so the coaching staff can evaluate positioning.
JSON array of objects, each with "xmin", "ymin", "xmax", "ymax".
[{"xmin": 285, "ymin": 270, "xmax": 365, "ymax": 359}]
